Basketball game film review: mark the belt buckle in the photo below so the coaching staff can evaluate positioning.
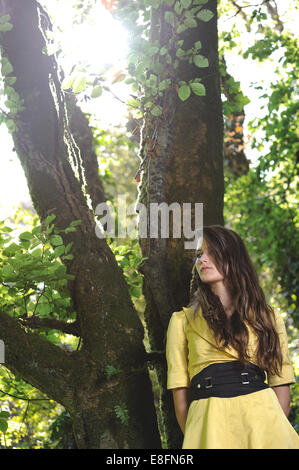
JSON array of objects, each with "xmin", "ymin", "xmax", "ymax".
[
  {"xmin": 241, "ymin": 372, "xmax": 249, "ymax": 385},
  {"xmin": 205, "ymin": 376, "xmax": 212, "ymax": 389}
]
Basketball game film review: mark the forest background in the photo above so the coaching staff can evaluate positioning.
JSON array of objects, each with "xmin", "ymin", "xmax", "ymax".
[{"xmin": 0, "ymin": 0, "xmax": 298, "ymax": 448}]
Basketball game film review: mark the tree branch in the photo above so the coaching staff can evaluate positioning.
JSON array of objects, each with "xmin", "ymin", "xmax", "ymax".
[
  {"xmin": 19, "ymin": 316, "xmax": 81, "ymax": 336},
  {"xmin": 0, "ymin": 309, "xmax": 76, "ymax": 407}
]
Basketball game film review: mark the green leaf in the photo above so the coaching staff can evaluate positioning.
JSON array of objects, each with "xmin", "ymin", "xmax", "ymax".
[
  {"xmin": 184, "ymin": 17, "xmax": 197, "ymax": 28},
  {"xmin": 70, "ymin": 219, "xmax": 82, "ymax": 228},
  {"xmin": 72, "ymin": 75, "xmax": 87, "ymax": 94},
  {"xmin": 194, "ymin": 41, "xmax": 202, "ymax": 50},
  {"xmin": 1, "ymin": 58, "xmax": 13, "ymax": 76},
  {"xmin": 164, "ymin": 11, "xmax": 175, "ymax": 27},
  {"xmin": 106, "ymin": 365, "xmax": 121, "ymax": 379},
  {"xmin": 193, "ymin": 54, "xmax": 209, "ymax": 68},
  {"xmin": 197, "ymin": 9, "xmax": 214, "ymax": 22},
  {"xmin": 54, "ymin": 245, "xmax": 65, "ymax": 258},
  {"xmin": 181, "ymin": 0, "xmax": 192, "ymax": 8},
  {"xmin": 158, "ymin": 79, "xmax": 171, "ymax": 91},
  {"xmin": 50, "ymin": 235, "xmax": 63, "ymax": 246},
  {"xmin": 38, "ymin": 303, "xmax": 52, "ymax": 316},
  {"xmin": 0, "ymin": 15, "xmax": 11, "ymax": 24},
  {"xmin": 19, "ymin": 232, "xmax": 32, "ymax": 241},
  {"xmin": 65, "ymin": 242, "xmax": 74, "ymax": 254},
  {"xmin": 190, "ymin": 82, "xmax": 206, "ymax": 96},
  {"xmin": 91, "ymin": 85, "xmax": 102, "ymax": 98},
  {"xmin": 0, "ymin": 419, "xmax": 8, "ymax": 433},
  {"xmin": 151, "ymin": 106, "xmax": 163, "ymax": 116},
  {"xmin": 2, "ymin": 226, "xmax": 13, "ymax": 232},
  {"xmin": 0, "ymin": 23, "xmax": 13, "ymax": 32},
  {"xmin": 178, "ymin": 84, "xmax": 191, "ymax": 102},
  {"xmin": 5, "ymin": 76, "xmax": 16, "ymax": 85},
  {"xmin": 176, "ymin": 48, "xmax": 186, "ymax": 58},
  {"xmin": 2, "ymin": 265, "xmax": 14, "ymax": 277},
  {"xmin": 61, "ymin": 75, "xmax": 76, "ymax": 90},
  {"xmin": 44, "ymin": 214, "xmax": 56, "ymax": 226},
  {"xmin": 3, "ymin": 242, "xmax": 20, "ymax": 256},
  {"xmin": 174, "ymin": 1, "xmax": 183, "ymax": 15}
]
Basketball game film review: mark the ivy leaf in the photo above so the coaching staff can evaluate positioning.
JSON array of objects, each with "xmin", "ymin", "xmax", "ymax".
[
  {"xmin": 176, "ymin": 48, "xmax": 186, "ymax": 58},
  {"xmin": 0, "ymin": 15, "xmax": 11, "ymax": 24},
  {"xmin": 194, "ymin": 40, "xmax": 202, "ymax": 50},
  {"xmin": 181, "ymin": 0, "xmax": 192, "ymax": 8},
  {"xmin": 151, "ymin": 105, "xmax": 163, "ymax": 116},
  {"xmin": 197, "ymin": 9, "xmax": 214, "ymax": 22},
  {"xmin": 184, "ymin": 17, "xmax": 197, "ymax": 29},
  {"xmin": 193, "ymin": 54, "xmax": 209, "ymax": 68},
  {"xmin": 190, "ymin": 82, "xmax": 206, "ymax": 96},
  {"xmin": 178, "ymin": 84, "xmax": 191, "ymax": 102},
  {"xmin": 0, "ymin": 23, "xmax": 13, "ymax": 32},
  {"xmin": 1, "ymin": 58, "xmax": 13, "ymax": 76},
  {"xmin": 164, "ymin": 11, "xmax": 175, "ymax": 27}
]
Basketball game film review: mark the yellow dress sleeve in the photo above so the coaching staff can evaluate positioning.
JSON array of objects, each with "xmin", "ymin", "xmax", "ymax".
[
  {"xmin": 267, "ymin": 310, "xmax": 296, "ymax": 387},
  {"xmin": 166, "ymin": 311, "xmax": 190, "ymax": 390}
]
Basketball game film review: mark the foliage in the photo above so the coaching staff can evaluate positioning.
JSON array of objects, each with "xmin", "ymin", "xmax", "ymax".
[
  {"xmin": 114, "ymin": 401, "xmax": 129, "ymax": 426},
  {"xmin": 0, "ymin": 364, "xmax": 64, "ymax": 448},
  {"xmin": 0, "ymin": 15, "xmax": 24, "ymax": 134},
  {"xmin": 0, "ymin": 214, "xmax": 78, "ymax": 331}
]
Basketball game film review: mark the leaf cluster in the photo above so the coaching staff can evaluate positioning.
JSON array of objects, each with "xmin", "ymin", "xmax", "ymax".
[{"xmin": 0, "ymin": 215, "xmax": 81, "ymax": 334}]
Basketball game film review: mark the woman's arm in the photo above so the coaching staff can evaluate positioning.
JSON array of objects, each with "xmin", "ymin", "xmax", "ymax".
[
  {"xmin": 172, "ymin": 387, "xmax": 192, "ymax": 434},
  {"xmin": 272, "ymin": 385, "xmax": 291, "ymax": 417}
]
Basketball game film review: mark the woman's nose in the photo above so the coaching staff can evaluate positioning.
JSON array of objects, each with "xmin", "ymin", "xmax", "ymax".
[{"xmin": 199, "ymin": 252, "xmax": 208, "ymax": 263}]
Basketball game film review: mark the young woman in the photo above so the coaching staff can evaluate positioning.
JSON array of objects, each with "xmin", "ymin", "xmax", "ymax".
[{"xmin": 166, "ymin": 225, "xmax": 299, "ymax": 449}]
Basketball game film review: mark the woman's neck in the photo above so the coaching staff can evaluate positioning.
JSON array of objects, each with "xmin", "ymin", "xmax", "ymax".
[{"xmin": 210, "ymin": 281, "xmax": 235, "ymax": 318}]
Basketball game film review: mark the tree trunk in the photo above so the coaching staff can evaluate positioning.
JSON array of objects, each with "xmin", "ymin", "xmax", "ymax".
[
  {"xmin": 137, "ymin": 0, "xmax": 224, "ymax": 448},
  {"xmin": 0, "ymin": 0, "xmax": 160, "ymax": 448}
]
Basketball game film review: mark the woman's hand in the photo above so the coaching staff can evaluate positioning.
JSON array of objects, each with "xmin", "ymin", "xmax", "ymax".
[
  {"xmin": 172, "ymin": 387, "xmax": 192, "ymax": 434},
  {"xmin": 272, "ymin": 385, "xmax": 291, "ymax": 417}
]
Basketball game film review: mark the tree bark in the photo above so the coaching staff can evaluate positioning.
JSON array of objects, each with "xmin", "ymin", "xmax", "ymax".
[
  {"xmin": 137, "ymin": 0, "xmax": 224, "ymax": 448},
  {"xmin": 0, "ymin": 0, "xmax": 160, "ymax": 448}
]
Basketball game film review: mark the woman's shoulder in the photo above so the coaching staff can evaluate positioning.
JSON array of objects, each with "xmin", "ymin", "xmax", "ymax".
[
  {"xmin": 168, "ymin": 304, "xmax": 201, "ymax": 326},
  {"xmin": 168, "ymin": 309, "xmax": 187, "ymax": 324}
]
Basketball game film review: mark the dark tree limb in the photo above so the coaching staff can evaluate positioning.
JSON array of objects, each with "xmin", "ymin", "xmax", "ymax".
[
  {"xmin": 19, "ymin": 316, "xmax": 81, "ymax": 336},
  {"xmin": 0, "ymin": 309, "xmax": 76, "ymax": 407}
]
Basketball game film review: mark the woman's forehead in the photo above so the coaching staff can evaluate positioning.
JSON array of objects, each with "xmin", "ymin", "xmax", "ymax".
[{"xmin": 196, "ymin": 238, "xmax": 208, "ymax": 253}]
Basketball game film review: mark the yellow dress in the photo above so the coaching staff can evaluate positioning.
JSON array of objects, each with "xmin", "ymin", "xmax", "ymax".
[{"xmin": 166, "ymin": 305, "xmax": 299, "ymax": 449}]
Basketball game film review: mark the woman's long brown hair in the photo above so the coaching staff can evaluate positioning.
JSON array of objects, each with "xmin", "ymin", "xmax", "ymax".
[{"xmin": 187, "ymin": 225, "xmax": 283, "ymax": 376}]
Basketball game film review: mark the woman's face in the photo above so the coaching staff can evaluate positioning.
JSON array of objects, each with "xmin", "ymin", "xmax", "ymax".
[{"xmin": 195, "ymin": 239, "xmax": 224, "ymax": 284}]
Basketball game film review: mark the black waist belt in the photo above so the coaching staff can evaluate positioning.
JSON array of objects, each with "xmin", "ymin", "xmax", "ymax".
[{"xmin": 190, "ymin": 361, "xmax": 269, "ymax": 400}]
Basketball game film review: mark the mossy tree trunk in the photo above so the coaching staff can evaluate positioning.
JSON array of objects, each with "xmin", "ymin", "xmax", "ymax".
[
  {"xmin": 137, "ymin": 0, "xmax": 224, "ymax": 448},
  {"xmin": 0, "ymin": 0, "xmax": 161, "ymax": 449}
]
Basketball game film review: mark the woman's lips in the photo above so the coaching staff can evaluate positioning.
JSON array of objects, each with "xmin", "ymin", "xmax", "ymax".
[{"xmin": 200, "ymin": 267, "xmax": 211, "ymax": 271}]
